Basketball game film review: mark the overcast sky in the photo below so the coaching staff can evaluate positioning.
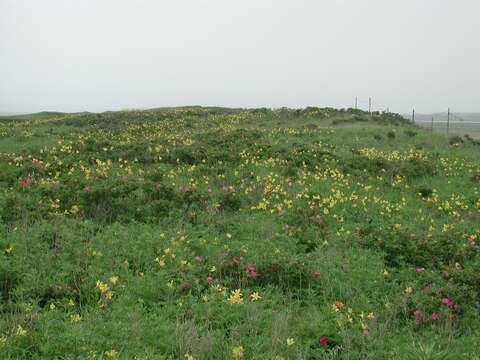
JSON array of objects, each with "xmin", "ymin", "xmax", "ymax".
[{"xmin": 1, "ymin": 0, "xmax": 479, "ymax": 114}]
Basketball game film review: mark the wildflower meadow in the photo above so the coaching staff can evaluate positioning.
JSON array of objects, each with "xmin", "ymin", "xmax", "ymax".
[{"xmin": 0, "ymin": 107, "xmax": 479, "ymax": 359}]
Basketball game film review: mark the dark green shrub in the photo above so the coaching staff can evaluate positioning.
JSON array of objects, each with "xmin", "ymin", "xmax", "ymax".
[
  {"xmin": 404, "ymin": 129, "xmax": 417, "ymax": 137},
  {"xmin": 449, "ymin": 135, "xmax": 464, "ymax": 145},
  {"xmin": 218, "ymin": 192, "xmax": 242, "ymax": 212}
]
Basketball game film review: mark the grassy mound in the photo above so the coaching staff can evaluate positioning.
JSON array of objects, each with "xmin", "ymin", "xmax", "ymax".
[{"xmin": 0, "ymin": 107, "xmax": 479, "ymax": 359}]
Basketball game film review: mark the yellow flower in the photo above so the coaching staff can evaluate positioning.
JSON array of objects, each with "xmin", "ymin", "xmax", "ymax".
[
  {"xmin": 49, "ymin": 303, "xmax": 56, "ymax": 310},
  {"xmin": 184, "ymin": 354, "xmax": 194, "ymax": 360},
  {"xmin": 69, "ymin": 204, "xmax": 80, "ymax": 214},
  {"xmin": 228, "ymin": 289, "xmax": 243, "ymax": 304},
  {"xmin": 231, "ymin": 345, "xmax": 244, "ymax": 359},
  {"xmin": 155, "ymin": 256, "xmax": 166, "ymax": 267},
  {"xmin": 109, "ymin": 276, "xmax": 119, "ymax": 285},
  {"xmin": 70, "ymin": 314, "xmax": 82, "ymax": 323},
  {"xmin": 105, "ymin": 349, "xmax": 119, "ymax": 358},
  {"xmin": 250, "ymin": 292, "xmax": 261, "ymax": 302},
  {"xmin": 16, "ymin": 325, "xmax": 27, "ymax": 337},
  {"xmin": 286, "ymin": 338, "xmax": 295, "ymax": 346},
  {"xmin": 96, "ymin": 280, "xmax": 109, "ymax": 293},
  {"xmin": 405, "ymin": 287, "xmax": 413, "ymax": 294},
  {"xmin": 383, "ymin": 269, "xmax": 389, "ymax": 277}
]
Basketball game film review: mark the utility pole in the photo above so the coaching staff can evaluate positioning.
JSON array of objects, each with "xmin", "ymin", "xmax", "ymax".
[
  {"xmin": 355, "ymin": 97, "xmax": 357, "ymax": 110},
  {"xmin": 412, "ymin": 109, "xmax": 415, "ymax": 123},
  {"xmin": 447, "ymin": 108, "xmax": 450, "ymax": 134},
  {"xmin": 431, "ymin": 116, "xmax": 434, "ymax": 131},
  {"xmin": 368, "ymin": 97, "xmax": 372, "ymax": 114}
]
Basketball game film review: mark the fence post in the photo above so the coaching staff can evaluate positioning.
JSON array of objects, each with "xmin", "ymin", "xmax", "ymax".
[{"xmin": 447, "ymin": 108, "xmax": 450, "ymax": 135}]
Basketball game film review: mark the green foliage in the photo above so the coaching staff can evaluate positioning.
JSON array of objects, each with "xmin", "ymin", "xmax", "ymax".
[{"xmin": 0, "ymin": 107, "xmax": 479, "ymax": 359}]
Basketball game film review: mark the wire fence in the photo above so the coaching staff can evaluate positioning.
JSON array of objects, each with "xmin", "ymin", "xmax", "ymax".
[
  {"xmin": 413, "ymin": 114, "xmax": 480, "ymax": 139},
  {"xmin": 353, "ymin": 97, "xmax": 479, "ymax": 139}
]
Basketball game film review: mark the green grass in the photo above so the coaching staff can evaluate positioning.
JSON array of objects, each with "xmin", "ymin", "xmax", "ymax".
[{"xmin": 0, "ymin": 107, "xmax": 479, "ymax": 359}]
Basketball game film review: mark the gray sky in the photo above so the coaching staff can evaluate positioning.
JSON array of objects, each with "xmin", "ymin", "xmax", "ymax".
[{"xmin": 1, "ymin": 0, "xmax": 479, "ymax": 114}]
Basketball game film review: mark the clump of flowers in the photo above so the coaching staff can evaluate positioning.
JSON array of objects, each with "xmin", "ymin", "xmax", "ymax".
[
  {"xmin": 18, "ymin": 175, "xmax": 33, "ymax": 187},
  {"xmin": 96, "ymin": 280, "xmax": 115, "ymax": 308},
  {"xmin": 441, "ymin": 297, "xmax": 456, "ymax": 308},
  {"xmin": 228, "ymin": 289, "xmax": 243, "ymax": 304}
]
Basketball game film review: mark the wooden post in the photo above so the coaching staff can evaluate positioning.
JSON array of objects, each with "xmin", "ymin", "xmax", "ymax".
[
  {"xmin": 431, "ymin": 116, "xmax": 434, "ymax": 131},
  {"xmin": 447, "ymin": 108, "xmax": 450, "ymax": 134},
  {"xmin": 412, "ymin": 109, "xmax": 415, "ymax": 123}
]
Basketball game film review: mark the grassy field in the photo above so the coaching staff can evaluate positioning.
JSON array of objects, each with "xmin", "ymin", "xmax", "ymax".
[
  {"xmin": 0, "ymin": 107, "xmax": 479, "ymax": 359},
  {"xmin": 414, "ymin": 121, "xmax": 480, "ymax": 140}
]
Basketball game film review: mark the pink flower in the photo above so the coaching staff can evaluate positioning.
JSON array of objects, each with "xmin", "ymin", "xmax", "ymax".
[
  {"xmin": 313, "ymin": 271, "xmax": 321, "ymax": 278},
  {"xmin": 207, "ymin": 276, "xmax": 213, "ymax": 284},
  {"xmin": 232, "ymin": 256, "xmax": 239, "ymax": 265},
  {"xmin": 414, "ymin": 309, "xmax": 422, "ymax": 317},
  {"xmin": 441, "ymin": 298, "xmax": 455, "ymax": 308},
  {"xmin": 283, "ymin": 224, "xmax": 289, "ymax": 230},
  {"xmin": 179, "ymin": 186, "xmax": 189, "ymax": 193},
  {"xmin": 181, "ymin": 282, "xmax": 190, "ymax": 290},
  {"xmin": 194, "ymin": 256, "xmax": 202, "ymax": 262},
  {"xmin": 319, "ymin": 336, "xmax": 328, "ymax": 346},
  {"xmin": 247, "ymin": 263, "xmax": 255, "ymax": 272},
  {"xmin": 207, "ymin": 188, "xmax": 212, "ymax": 193},
  {"xmin": 416, "ymin": 266, "xmax": 425, "ymax": 272},
  {"xmin": 431, "ymin": 312, "xmax": 439, "ymax": 321},
  {"xmin": 315, "ymin": 214, "xmax": 324, "ymax": 226},
  {"xmin": 249, "ymin": 271, "xmax": 257, "ymax": 279},
  {"xmin": 18, "ymin": 176, "xmax": 33, "ymax": 186}
]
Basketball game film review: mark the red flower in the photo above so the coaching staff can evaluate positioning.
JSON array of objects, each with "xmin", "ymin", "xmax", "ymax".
[
  {"xmin": 207, "ymin": 276, "xmax": 213, "ymax": 284},
  {"xmin": 232, "ymin": 256, "xmax": 240, "ymax": 265},
  {"xmin": 18, "ymin": 176, "xmax": 33, "ymax": 186},
  {"xmin": 431, "ymin": 312, "xmax": 439, "ymax": 321},
  {"xmin": 315, "ymin": 215, "xmax": 324, "ymax": 226},
  {"xmin": 249, "ymin": 271, "xmax": 257, "ymax": 279},
  {"xmin": 441, "ymin": 298, "xmax": 455, "ymax": 308},
  {"xmin": 313, "ymin": 271, "xmax": 321, "ymax": 278},
  {"xmin": 247, "ymin": 263, "xmax": 255, "ymax": 272},
  {"xmin": 194, "ymin": 256, "xmax": 202, "ymax": 262},
  {"xmin": 181, "ymin": 282, "xmax": 190, "ymax": 290},
  {"xmin": 319, "ymin": 336, "xmax": 328, "ymax": 346},
  {"xmin": 415, "ymin": 266, "xmax": 425, "ymax": 272}
]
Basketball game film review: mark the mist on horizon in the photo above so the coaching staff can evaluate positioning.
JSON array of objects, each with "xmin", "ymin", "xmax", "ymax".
[{"xmin": 1, "ymin": 0, "xmax": 479, "ymax": 114}]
